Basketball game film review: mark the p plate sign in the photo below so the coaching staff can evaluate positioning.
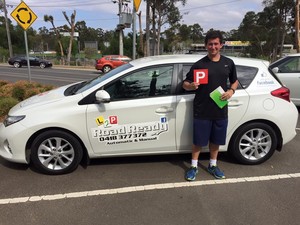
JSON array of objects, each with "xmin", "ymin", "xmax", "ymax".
[{"xmin": 194, "ymin": 69, "xmax": 208, "ymax": 84}]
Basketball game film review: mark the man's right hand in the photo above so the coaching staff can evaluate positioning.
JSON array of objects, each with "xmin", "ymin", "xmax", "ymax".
[{"xmin": 190, "ymin": 82, "xmax": 199, "ymax": 90}]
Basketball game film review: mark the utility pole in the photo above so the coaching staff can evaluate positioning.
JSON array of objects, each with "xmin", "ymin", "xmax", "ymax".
[
  {"xmin": 118, "ymin": 0, "xmax": 124, "ymax": 55},
  {"xmin": 2, "ymin": 0, "xmax": 13, "ymax": 58},
  {"xmin": 296, "ymin": 0, "xmax": 300, "ymax": 53},
  {"xmin": 113, "ymin": 0, "xmax": 132, "ymax": 56}
]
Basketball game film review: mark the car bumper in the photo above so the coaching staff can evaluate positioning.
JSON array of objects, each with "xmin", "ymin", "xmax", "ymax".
[
  {"xmin": 0, "ymin": 122, "xmax": 31, "ymax": 164},
  {"xmin": 95, "ymin": 64, "xmax": 103, "ymax": 70}
]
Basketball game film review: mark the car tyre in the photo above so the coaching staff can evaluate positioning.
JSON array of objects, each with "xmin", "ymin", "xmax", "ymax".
[
  {"xmin": 102, "ymin": 65, "xmax": 112, "ymax": 73},
  {"xmin": 228, "ymin": 122, "xmax": 277, "ymax": 165},
  {"xmin": 13, "ymin": 62, "xmax": 21, "ymax": 68},
  {"xmin": 40, "ymin": 62, "xmax": 46, "ymax": 68},
  {"xmin": 30, "ymin": 130, "xmax": 83, "ymax": 175}
]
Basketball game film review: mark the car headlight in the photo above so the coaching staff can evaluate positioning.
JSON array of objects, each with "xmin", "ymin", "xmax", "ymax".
[{"xmin": 3, "ymin": 115, "xmax": 26, "ymax": 127}]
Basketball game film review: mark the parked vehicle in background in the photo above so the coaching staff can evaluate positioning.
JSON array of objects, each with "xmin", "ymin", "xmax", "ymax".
[
  {"xmin": 8, "ymin": 56, "xmax": 53, "ymax": 69},
  {"xmin": 95, "ymin": 55, "xmax": 131, "ymax": 73},
  {"xmin": 269, "ymin": 53, "xmax": 300, "ymax": 106},
  {"xmin": 0, "ymin": 55, "xmax": 298, "ymax": 175}
]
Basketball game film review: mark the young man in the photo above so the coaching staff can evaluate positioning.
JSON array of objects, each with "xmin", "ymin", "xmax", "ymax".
[{"xmin": 183, "ymin": 30, "xmax": 239, "ymax": 181}]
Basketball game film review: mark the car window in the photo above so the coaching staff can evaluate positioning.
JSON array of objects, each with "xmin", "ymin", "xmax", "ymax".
[
  {"xmin": 111, "ymin": 56, "xmax": 120, "ymax": 61},
  {"xmin": 120, "ymin": 57, "xmax": 131, "ymax": 62},
  {"xmin": 182, "ymin": 64, "xmax": 258, "ymax": 92},
  {"xmin": 236, "ymin": 65, "xmax": 258, "ymax": 88},
  {"xmin": 277, "ymin": 57, "xmax": 300, "ymax": 73},
  {"xmin": 104, "ymin": 65, "xmax": 173, "ymax": 101}
]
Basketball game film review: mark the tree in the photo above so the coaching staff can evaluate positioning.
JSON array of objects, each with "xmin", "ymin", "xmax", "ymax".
[
  {"xmin": 44, "ymin": 14, "xmax": 65, "ymax": 64},
  {"xmin": 262, "ymin": 0, "xmax": 295, "ymax": 60},
  {"xmin": 144, "ymin": 0, "xmax": 187, "ymax": 56},
  {"xmin": 63, "ymin": 10, "xmax": 76, "ymax": 66}
]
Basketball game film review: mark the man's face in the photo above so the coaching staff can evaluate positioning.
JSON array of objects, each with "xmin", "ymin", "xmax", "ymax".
[{"xmin": 206, "ymin": 38, "xmax": 223, "ymax": 57}]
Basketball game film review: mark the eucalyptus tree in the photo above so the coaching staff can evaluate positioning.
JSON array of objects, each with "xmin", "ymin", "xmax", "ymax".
[
  {"xmin": 262, "ymin": 0, "xmax": 295, "ymax": 60},
  {"xmin": 144, "ymin": 0, "xmax": 187, "ymax": 56}
]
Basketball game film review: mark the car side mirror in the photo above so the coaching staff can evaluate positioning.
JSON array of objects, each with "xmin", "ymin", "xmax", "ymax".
[
  {"xmin": 95, "ymin": 90, "xmax": 111, "ymax": 103},
  {"xmin": 271, "ymin": 67, "xmax": 279, "ymax": 73}
]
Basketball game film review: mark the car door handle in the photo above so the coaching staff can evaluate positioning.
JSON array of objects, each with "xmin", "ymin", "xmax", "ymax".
[
  {"xmin": 155, "ymin": 106, "xmax": 174, "ymax": 113},
  {"xmin": 228, "ymin": 100, "xmax": 243, "ymax": 107}
]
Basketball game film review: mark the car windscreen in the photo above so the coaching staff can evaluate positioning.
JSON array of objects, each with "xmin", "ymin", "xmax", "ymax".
[{"xmin": 74, "ymin": 63, "xmax": 133, "ymax": 94}]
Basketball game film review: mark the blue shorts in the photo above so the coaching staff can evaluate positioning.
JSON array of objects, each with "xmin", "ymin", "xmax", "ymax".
[{"xmin": 193, "ymin": 119, "xmax": 228, "ymax": 147}]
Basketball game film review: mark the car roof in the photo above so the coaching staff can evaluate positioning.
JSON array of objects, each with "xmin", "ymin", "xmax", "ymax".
[{"xmin": 129, "ymin": 54, "xmax": 269, "ymax": 68}]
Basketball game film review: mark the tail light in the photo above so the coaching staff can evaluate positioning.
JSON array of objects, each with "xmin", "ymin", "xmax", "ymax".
[{"xmin": 271, "ymin": 87, "xmax": 290, "ymax": 102}]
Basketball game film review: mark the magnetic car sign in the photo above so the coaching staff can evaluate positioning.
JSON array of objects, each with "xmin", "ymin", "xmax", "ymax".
[
  {"xmin": 11, "ymin": 1, "xmax": 37, "ymax": 31},
  {"xmin": 92, "ymin": 117, "xmax": 169, "ymax": 145}
]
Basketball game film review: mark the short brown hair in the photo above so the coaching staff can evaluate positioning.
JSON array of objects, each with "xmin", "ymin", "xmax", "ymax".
[{"xmin": 205, "ymin": 30, "xmax": 223, "ymax": 45}]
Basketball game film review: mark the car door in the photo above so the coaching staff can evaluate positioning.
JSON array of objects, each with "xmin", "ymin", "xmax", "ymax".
[
  {"xmin": 111, "ymin": 56, "xmax": 123, "ymax": 68},
  {"xmin": 86, "ymin": 65, "xmax": 177, "ymax": 156},
  {"xmin": 273, "ymin": 56, "xmax": 300, "ymax": 105},
  {"xmin": 175, "ymin": 64, "xmax": 251, "ymax": 151}
]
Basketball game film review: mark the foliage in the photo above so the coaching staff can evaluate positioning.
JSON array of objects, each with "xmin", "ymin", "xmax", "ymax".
[
  {"xmin": 0, "ymin": 80, "xmax": 55, "ymax": 120},
  {"xmin": 0, "ymin": 97, "xmax": 19, "ymax": 117},
  {"xmin": 0, "ymin": 80, "xmax": 55, "ymax": 101}
]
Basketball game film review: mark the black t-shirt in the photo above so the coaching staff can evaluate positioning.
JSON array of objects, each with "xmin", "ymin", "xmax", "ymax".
[{"xmin": 185, "ymin": 55, "xmax": 237, "ymax": 119}]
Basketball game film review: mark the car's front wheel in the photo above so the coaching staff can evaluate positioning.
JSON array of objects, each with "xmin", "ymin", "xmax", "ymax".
[
  {"xmin": 102, "ymin": 65, "xmax": 112, "ymax": 73},
  {"xmin": 228, "ymin": 122, "xmax": 277, "ymax": 165},
  {"xmin": 30, "ymin": 130, "xmax": 83, "ymax": 175},
  {"xmin": 13, "ymin": 62, "xmax": 21, "ymax": 68},
  {"xmin": 40, "ymin": 62, "xmax": 46, "ymax": 68}
]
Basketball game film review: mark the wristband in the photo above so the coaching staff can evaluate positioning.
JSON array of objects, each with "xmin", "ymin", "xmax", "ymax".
[{"xmin": 229, "ymin": 88, "xmax": 235, "ymax": 94}]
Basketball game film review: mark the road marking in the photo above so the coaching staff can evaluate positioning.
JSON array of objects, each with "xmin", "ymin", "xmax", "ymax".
[{"xmin": 0, "ymin": 173, "xmax": 300, "ymax": 205}]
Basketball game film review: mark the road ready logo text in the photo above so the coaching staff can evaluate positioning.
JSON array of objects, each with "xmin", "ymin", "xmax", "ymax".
[{"xmin": 92, "ymin": 116, "xmax": 168, "ymax": 145}]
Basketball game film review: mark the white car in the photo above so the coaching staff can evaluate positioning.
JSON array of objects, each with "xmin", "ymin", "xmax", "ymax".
[
  {"xmin": 269, "ymin": 53, "xmax": 300, "ymax": 106},
  {"xmin": 0, "ymin": 55, "xmax": 298, "ymax": 175}
]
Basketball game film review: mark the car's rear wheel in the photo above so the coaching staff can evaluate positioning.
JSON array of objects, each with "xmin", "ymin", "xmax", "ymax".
[
  {"xmin": 228, "ymin": 122, "xmax": 277, "ymax": 165},
  {"xmin": 13, "ymin": 62, "xmax": 21, "ymax": 68},
  {"xmin": 40, "ymin": 62, "xmax": 46, "ymax": 68},
  {"xmin": 102, "ymin": 65, "xmax": 112, "ymax": 73},
  {"xmin": 30, "ymin": 130, "xmax": 83, "ymax": 175}
]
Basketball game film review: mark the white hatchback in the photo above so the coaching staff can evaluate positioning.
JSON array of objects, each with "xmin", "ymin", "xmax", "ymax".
[{"xmin": 0, "ymin": 55, "xmax": 298, "ymax": 175}]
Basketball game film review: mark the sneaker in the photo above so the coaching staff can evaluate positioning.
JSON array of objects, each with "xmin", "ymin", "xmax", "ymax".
[
  {"xmin": 185, "ymin": 166, "xmax": 198, "ymax": 181},
  {"xmin": 207, "ymin": 165, "xmax": 225, "ymax": 179}
]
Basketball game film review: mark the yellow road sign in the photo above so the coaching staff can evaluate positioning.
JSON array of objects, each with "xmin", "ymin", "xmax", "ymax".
[
  {"xmin": 11, "ymin": 1, "xmax": 37, "ymax": 31},
  {"xmin": 134, "ymin": 0, "xmax": 141, "ymax": 11}
]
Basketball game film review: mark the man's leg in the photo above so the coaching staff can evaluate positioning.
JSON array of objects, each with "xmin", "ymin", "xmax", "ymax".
[
  {"xmin": 208, "ymin": 142, "xmax": 225, "ymax": 179},
  {"xmin": 185, "ymin": 144, "xmax": 202, "ymax": 181}
]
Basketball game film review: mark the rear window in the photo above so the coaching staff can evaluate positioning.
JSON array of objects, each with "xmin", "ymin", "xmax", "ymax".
[
  {"xmin": 236, "ymin": 65, "xmax": 258, "ymax": 88},
  {"xmin": 182, "ymin": 64, "xmax": 258, "ymax": 90}
]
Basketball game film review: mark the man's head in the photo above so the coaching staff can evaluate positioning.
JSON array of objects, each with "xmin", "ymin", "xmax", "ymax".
[
  {"xmin": 205, "ymin": 30, "xmax": 223, "ymax": 59},
  {"xmin": 205, "ymin": 30, "xmax": 223, "ymax": 45}
]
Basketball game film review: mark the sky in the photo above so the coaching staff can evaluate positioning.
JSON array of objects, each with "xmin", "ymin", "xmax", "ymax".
[{"xmin": 3, "ymin": 0, "xmax": 265, "ymax": 33}]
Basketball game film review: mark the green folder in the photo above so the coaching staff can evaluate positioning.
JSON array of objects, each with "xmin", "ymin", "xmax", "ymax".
[{"xmin": 210, "ymin": 86, "xmax": 228, "ymax": 108}]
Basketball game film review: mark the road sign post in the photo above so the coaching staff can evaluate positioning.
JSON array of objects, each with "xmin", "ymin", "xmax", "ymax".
[{"xmin": 11, "ymin": 1, "xmax": 38, "ymax": 82}]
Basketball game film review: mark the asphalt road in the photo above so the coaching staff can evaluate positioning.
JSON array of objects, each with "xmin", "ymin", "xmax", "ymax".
[
  {"xmin": 0, "ymin": 65, "xmax": 299, "ymax": 225},
  {"xmin": 0, "ymin": 64, "xmax": 99, "ymax": 86}
]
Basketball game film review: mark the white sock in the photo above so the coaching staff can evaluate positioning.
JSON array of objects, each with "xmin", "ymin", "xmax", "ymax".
[
  {"xmin": 191, "ymin": 159, "xmax": 198, "ymax": 167},
  {"xmin": 209, "ymin": 159, "xmax": 217, "ymax": 167}
]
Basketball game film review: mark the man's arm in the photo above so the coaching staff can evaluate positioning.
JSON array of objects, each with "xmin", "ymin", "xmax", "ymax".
[
  {"xmin": 221, "ymin": 80, "xmax": 239, "ymax": 100},
  {"xmin": 183, "ymin": 81, "xmax": 199, "ymax": 91}
]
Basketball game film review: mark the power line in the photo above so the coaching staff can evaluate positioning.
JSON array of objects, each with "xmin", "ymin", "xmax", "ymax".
[{"xmin": 178, "ymin": 0, "xmax": 242, "ymax": 12}]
